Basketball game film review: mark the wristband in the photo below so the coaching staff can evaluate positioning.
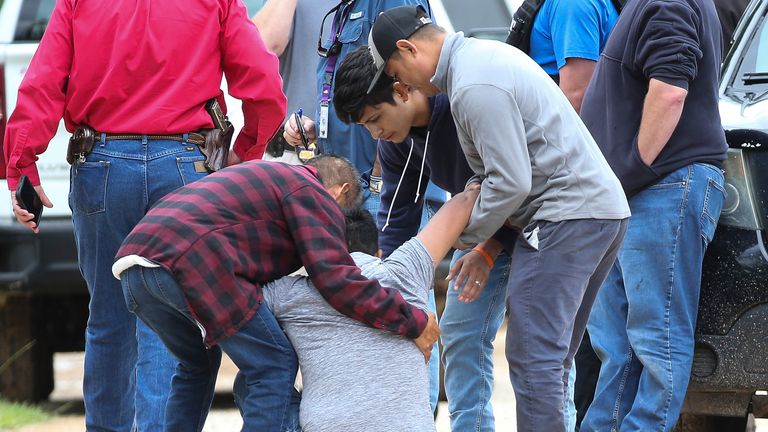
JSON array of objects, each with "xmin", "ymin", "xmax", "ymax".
[
  {"xmin": 369, "ymin": 175, "xmax": 383, "ymax": 194},
  {"xmin": 472, "ymin": 246, "xmax": 494, "ymax": 269}
]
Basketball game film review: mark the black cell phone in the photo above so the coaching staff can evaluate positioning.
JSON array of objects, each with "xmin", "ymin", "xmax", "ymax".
[{"xmin": 15, "ymin": 175, "xmax": 43, "ymax": 226}]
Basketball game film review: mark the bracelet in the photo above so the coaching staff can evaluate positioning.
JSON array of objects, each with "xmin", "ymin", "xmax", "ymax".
[{"xmin": 472, "ymin": 246, "xmax": 495, "ymax": 269}]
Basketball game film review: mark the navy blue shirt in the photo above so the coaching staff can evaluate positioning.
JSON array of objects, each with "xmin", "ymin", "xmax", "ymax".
[{"xmin": 580, "ymin": 0, "xmax": 727, "ymax": 196}]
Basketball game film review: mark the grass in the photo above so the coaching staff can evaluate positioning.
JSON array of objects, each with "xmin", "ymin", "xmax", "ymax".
[{"xmin": 0, "ymin": 399, "xmax": 50, "ymax": 430}]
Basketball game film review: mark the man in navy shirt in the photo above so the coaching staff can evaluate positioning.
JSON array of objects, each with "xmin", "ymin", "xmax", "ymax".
[{"xmin": 580, "ymin": 0, "xmax": 727, "ymax": 429}]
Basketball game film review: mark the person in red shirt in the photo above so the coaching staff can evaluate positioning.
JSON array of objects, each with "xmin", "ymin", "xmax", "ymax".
[
  {"xmin": 3, "ymin": 1, "xmax": 286, "ymax": 430},
  {"xmin": 112, "ymin": 155, "xmax": 440, "ymax": 431}
]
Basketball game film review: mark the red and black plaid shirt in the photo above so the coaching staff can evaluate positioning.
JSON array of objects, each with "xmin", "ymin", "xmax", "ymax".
[{"xmin": 117, "ymin": 161, "xmax": 427, "ymax": 345}]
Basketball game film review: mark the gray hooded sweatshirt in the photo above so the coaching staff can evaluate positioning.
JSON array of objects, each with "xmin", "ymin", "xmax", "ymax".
[{"xmin": 431, "ymin": 32, "xmax": 630, "ymax": 245}]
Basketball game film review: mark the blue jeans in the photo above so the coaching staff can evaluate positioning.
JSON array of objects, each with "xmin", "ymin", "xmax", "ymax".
[
  {"xmin": 362, "ymin": 189, "xmax": 381, "ymax": 217},
  {"xmin": 583, "ymin": 164, "xmax": 725, "ymax": 432},
  {"xmin": 121, "ymin": 266, "xmax": 300, "ymax": 432},
  {"xmin": 441, "ymin": 248, "xmax": 511, "ymax": 432},
  {"xmin": 70, "ymin": 136, "xmax": 207, "ymax": 431}
]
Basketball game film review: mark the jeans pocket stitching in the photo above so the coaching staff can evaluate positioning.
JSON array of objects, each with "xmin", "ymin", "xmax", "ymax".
[
  {"xmin": 74, "ymin": 160, "xmax": 110, "ymax": 215},
  {"xmin": 176, "ymin": 155, "xmax": 207, "ymax": 186},
  {"xmin": 646, "ymin": 181, "xmax": 687, "ymax": 190},
  {"xmin": 699, "ymin": 178, "xmax": 724, "ymax": 243}
]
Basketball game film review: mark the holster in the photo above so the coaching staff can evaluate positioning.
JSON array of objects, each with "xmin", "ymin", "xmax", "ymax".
[
  {"xmin": 199, "ymin": 124, "xmax": 233, "ymax": 172},
  {"xmin": 66, "ymin": 126, "xmax": 97, "ymax": 165},
  {"xmin": 265, "ymin": 126, "xmax": 288, "ymax": 158}
]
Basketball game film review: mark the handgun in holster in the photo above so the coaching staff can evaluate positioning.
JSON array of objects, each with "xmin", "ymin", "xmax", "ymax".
[
  {"xmin": 66, "ymin": 126, "xmax": 97, "ymax": 165},
  {"xmin": 200, "ymin": 98, "xmax": 234, "ymax": 172}
]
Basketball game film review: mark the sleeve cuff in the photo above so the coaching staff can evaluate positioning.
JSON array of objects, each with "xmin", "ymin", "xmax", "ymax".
[
  {"xmin": 491, "ymin": 225, "xmax": 519, "ymax": 254},
  {"xmin": 650, "ymin": 74, "xmax": 690, "ymax": 91},
  {"xmin": 6, "ymin": 165, "xmax": 41, "ymax": 191},
  {"xmin": 406, "ymin": 307, "xmax": 429, "ymax": 339}
]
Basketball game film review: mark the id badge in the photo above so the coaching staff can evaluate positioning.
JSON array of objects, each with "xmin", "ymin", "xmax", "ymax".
[{"xmin": 318, "ymin": 104, "xmax": 329, "ymax": 139}]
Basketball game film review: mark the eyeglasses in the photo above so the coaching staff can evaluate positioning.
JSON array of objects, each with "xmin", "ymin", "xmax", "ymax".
[{"xmin": 317, "ymin": 0, "xmax": 355, "ymax": 58}]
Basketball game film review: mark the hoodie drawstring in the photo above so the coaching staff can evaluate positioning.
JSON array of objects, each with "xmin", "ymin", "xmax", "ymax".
[
  {"xmin": 414, "ymin": 130, "xmax": 430, "ymax": 203},
  {"xmin": 382, "ymin": 137, "xmax": 415, "ymax": 232}
]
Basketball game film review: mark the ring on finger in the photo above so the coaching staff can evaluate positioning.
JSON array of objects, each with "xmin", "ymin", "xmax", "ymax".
[{"xmin": 474, "ymin": 280, "xmax": 481, "ymax": 284}]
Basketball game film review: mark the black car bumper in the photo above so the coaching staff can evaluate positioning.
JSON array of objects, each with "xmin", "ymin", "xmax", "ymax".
[{"xmin": 0, "ymin": 218, "xmax": 86, "ymax": 294}]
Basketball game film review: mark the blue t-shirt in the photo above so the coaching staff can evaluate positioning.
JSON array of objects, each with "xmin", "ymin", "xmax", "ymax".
[
  {"xmin": 529, "ymin": 0, "xmax": 619, "ymax": 75},
  {"xmin": 315, "ymin": 0, "xmax": 430, "ymax": 196}
]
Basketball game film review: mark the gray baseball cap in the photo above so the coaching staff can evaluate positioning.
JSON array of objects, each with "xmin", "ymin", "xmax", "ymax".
[{"xmin": 367, "ymin": 5, "xmax": 432, "ymax": 94}]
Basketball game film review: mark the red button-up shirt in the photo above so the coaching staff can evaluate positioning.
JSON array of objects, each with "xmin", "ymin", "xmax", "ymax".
[
  {"xmin": 117, "ymin": 162, "xmax": 428, "ymax": 345},
  {"xmin": 3, "ymin": 0, "xmax": 286, "ymax": 190}
]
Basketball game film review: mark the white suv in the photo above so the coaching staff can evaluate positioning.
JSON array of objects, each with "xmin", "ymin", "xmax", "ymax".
[{"xmin": 0, "ymin": 0, "xmax": 257, "ymax": 402}]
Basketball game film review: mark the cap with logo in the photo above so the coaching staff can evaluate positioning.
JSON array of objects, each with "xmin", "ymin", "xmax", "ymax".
[{"xmin": 367, "ymin": 5, "xmax": 432, "ymax": 94}]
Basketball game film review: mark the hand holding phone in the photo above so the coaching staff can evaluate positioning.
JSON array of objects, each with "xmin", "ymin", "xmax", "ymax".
[{"xmin": 15, "ymin": 175, "xmax": 44, "ymax": 227}]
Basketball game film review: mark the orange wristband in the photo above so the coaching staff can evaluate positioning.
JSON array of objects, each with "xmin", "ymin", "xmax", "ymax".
[{"xmin": 472, "ymin": 246, "xmax": 495, "ymax": 269}]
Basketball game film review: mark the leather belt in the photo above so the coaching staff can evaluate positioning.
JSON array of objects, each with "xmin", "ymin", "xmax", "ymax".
[{"xmin": 97, "ymin": 132, "xmax": 206, "ymax": 146}]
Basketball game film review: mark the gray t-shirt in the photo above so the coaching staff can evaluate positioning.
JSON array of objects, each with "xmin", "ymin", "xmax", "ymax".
[
  {"xmin": 262, "ymin": 238, "xmax": 436, "ymax": 432},
  {"xmin": 278, "ymin": 0, "xmax": 338, "ymax": 120}
]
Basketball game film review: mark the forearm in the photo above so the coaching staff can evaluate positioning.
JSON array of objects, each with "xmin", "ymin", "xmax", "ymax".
[
  {"xmin": 558, "ymin": 58, "xmax": 596, "ymax": 113},
  {"xmin": 637, "ymin": 79, "xmax": 688, "ymax": 166},
  {"xmin": 461, "ymin": 177, "xmax": 529, "ymax": 245},
  {"xmin": 251, "ymin": 0, "xmax": 297, "ymax": 56},
  {"xmin": 286, "ymin": 188, "xmax": 427, "ymax": 337},
  {"xmin": 416, "ymin": 190, "xmax": 479, "ymax": 266},
  {"xmin": 477, "ymin": 238, "xmax": 503, "ymax": 258}
]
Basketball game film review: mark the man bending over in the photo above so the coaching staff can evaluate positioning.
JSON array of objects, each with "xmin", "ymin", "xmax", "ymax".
[{"xmin": 262, "ymin": 188, "xmax": 480, "ymax": 432}]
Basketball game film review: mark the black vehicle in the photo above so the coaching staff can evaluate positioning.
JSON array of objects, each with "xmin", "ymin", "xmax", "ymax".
[{"xmin": 676, "ymin": 0, "xmax": 768, "ymax": 430}]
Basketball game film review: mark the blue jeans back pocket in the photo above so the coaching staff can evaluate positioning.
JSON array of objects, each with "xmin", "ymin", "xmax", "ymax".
[
  {"xmin": 72, "ymin": 160, "xmax": 110, "ymax": 215},
  {"xmin": 176, "ymin": 155, "xmax": 208, "ymax": 185}
]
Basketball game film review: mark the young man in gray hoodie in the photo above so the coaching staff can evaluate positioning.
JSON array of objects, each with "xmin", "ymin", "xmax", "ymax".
[{"xmin": 366, "ymin": 6, "xmax": 631, "ymax": 431}]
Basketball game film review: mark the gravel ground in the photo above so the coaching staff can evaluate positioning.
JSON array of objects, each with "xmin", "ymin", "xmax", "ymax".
[
  {"xmin": 12, "ymin": 325, "xmax": 768, "ymax": 432},
  {"xmin": 13, "ymin": 326, "xmax": 515, "ymax": 431}
]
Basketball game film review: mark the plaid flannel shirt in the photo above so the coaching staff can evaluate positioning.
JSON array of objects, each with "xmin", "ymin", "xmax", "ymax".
[{"xmin": 117, "ymin": 161, "xmax": 428, "ymax": 345}]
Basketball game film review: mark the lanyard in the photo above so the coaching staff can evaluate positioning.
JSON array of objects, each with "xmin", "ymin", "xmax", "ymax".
[{"xmin": 318, "ymin": 0, "xmax": 356, "ymax": 139}]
